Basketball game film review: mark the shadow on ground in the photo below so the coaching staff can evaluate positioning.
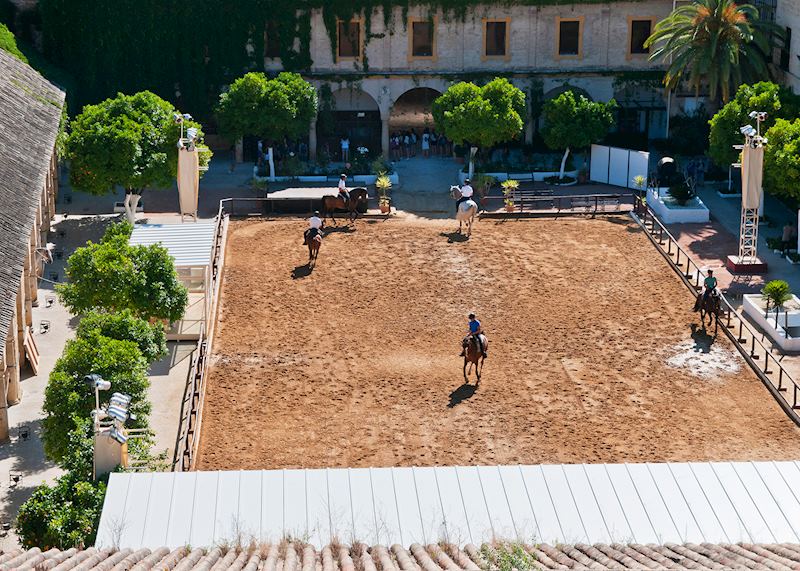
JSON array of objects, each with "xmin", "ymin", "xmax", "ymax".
[{"xmin": 448, "ymin": 382, "xmax": 478, "ymax": 408}]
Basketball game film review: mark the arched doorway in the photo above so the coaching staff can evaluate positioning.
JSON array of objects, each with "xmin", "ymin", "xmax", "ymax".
[
  {"xmin": 317, "ymin": 88, "xmax": 381, "ymax": 160},
  {"xmin": 389, "ymin": 87, "xmax": 442, "ymax": 133}
]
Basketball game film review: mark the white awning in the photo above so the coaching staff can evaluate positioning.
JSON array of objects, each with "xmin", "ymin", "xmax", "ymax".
[
  {"xmin": 129, "ymin": 223, "xmax": 215, "ymax": 268},
  {"xmin": 96, "ymin": 461, "xmax": 800, "ymax": 550}
]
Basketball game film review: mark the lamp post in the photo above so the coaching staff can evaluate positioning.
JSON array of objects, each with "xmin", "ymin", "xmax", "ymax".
[
  {"xmin": 727, "ymin": 111, "xmax": 769, "ymax": 273},
  {"xmin": 86, "ymin": 374, "xmax": 133, "ymax": 479}
]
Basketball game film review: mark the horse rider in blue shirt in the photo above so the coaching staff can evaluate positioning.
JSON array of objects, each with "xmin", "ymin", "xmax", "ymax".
[{"xmin": 460, "ymin": 313, "xmax": 487, "ymax": 358}]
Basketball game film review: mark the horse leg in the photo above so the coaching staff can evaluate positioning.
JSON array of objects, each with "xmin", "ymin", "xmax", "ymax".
[{"xmin": 463, "ymin": 357, "xmax": 468, "ymax": 384}]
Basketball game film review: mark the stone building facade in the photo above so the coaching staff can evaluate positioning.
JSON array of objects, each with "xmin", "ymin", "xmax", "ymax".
[
  {"xmin": 0, "ymin": 50, "xmax": 64, "ymax": 439},
  {"xmin": 262, "ymin": 1, "xmax": 680, "ymax": 158},
  {"xmin": 776, "ymin": 0, "xmax": 800, "ymax": 93}
]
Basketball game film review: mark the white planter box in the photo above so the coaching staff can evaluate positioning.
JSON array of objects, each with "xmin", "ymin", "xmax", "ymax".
[
  {"xmin": 298, "ymin": 176, "xmax": 327, "ymax": 183},
  {"xmin": 717, "ymin": 191, "xmax": 742, "ymax": 199},
  {"xmin": 508, "ymin": 173, "xmax": 534, "ymax": 181},
  {"xmin": 743, "ymin": 294, "xmax": 800, "ymax": 351},
  {"xmin": 647, "ymin": 188, "xmax": 710, "ymax": 224}
]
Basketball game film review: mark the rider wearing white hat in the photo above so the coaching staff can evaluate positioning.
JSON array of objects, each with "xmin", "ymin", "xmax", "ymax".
[{"xmin": 457, "ymin": 179, "xmax": 474, "ymax": 209}]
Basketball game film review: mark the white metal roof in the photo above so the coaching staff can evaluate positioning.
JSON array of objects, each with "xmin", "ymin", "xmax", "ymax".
[
  {"xmin": 129, "ymin": 223, "xmax": 215, "ymax": 268},
  {"xmin": 96, "ymin": 461, "xmax": 800, "ymax": 550}
]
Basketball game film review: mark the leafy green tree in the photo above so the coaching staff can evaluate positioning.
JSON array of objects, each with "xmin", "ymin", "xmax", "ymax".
[
  {"xmin": 645, "ymin": 0, "xmax": 779, "ymax": 103},
  {"xmin": 432, "ymin": 78, "xmax": 526, "ymax": 153},
  {"xmin": 541, "ymin": 90, "xmax": 616, "ymax": 179},
  {"xmin": 42, "ymin": 335, "xmax": 151, "ymax": 463},
  {"xmin": 16, "ymin": 471, "xmax": 106, "ymax": 549},
  {"xmin": 764, "ymin": 119, "xmax": 800, "ymax": 202},
  {"xmin": 77, "ymin": 310, "xmax": 167, "ymax": 364},
  {"xmin": 57, "ymin": 222, "xmax": 188, "ymax": 322},
  {"xmin": 66, "ymin": 91, "xmax": 211, "ymax": 197},
  {"xmin": 709, "ymin": 82, "xmax": 800, "ymax": 168},
  {"xmin": 215, "ymin": 72, "xmax": 317, "ymax": 142}
]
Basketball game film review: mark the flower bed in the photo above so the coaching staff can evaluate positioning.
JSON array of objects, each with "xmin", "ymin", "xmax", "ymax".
[{"xmin": 646, "ymin": 187, "xmax": 709, "ymax": 224}]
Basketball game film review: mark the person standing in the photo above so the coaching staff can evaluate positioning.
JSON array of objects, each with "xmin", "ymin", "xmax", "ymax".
[
  {"xmin": 782, "ymin": 222, "xmax": 796, "ymax": 256},
  {"xmin": 340, "ymin": 135, "xmax": 350, "ymax": 163},
  {"xmin": 421, "ymin": 129, "xmax": 431, "ymax": 158}
]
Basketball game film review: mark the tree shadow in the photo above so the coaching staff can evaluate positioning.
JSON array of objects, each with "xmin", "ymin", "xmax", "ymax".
[
  {"xmin": 291, "ymin": 264, "xmax": 313, "ymax": 279},
  {"xmin": 447, "ymin": 382, "xmax": 477, "ymax": 408},
  {"xmin": 690, "ymin": 323, "xmax": 716, "ymax": 352},
  {"xmin": 439, "ymin": 231, "xmax": 469, "ymax": 243}
]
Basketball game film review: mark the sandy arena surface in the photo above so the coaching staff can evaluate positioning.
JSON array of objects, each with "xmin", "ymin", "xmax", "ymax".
[{"xmin": 195, "ymin": 215, "xmax": 800, "ymax": 470}]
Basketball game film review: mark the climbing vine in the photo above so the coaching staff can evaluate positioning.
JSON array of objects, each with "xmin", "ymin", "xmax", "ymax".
[{"xmin": 37, "ymin": 0, "xmax": 647, "ymax": 118}]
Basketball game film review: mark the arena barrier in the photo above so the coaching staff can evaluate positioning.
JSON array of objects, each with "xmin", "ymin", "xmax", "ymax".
[
  {"xmin": 172, "ymin": 201, "xmax": 229, "ymax": 471},
  {"xmin": 482, "ymin": 193, "xmax": 630, "ymax": 216},
  {"xmin": 632, "ymin": 196, "xmax": 800, "ymax": 427}
]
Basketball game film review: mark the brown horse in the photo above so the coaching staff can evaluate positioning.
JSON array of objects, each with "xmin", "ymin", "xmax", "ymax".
[
  {"xmin": 463, "ymin": 334, "xmax": 487, "ymax": 384},
  {"xmin": 320, "ymin": 188, "xmax": 369, "ymax": 225},
  {"xmin": 307, "ymin": 232, "xmax": 321, "ymax": 268},
  {"xmin": 698, "ymin": 291, "xmax": 721, "ymax": 333}
]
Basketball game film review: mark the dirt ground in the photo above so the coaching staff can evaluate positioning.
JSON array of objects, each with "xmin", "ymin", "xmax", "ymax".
[{"xmin": 195, "ymin": 215, "xmax": 800, "ymax": 470}]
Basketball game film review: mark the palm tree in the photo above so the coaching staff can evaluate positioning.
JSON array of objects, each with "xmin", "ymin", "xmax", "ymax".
[
  {"xmin": 645, "ymin": 0, "xmax": 780, "ymax": 103},
  {"xmin": 762, "ymin": 280, "xmax": 793, "ymax": 329}
]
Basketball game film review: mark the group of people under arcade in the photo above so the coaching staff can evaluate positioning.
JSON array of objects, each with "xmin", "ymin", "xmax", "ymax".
[{"xmin": 390, "ymin": 128, "xmax": 451, "ymax": 161}]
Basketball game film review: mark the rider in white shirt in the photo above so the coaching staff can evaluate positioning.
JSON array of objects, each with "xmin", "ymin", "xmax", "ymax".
[
  {"xmin": 338, "ymin": 174, "xmax": 350, "ymax": 204},
  {"xmin": 304, "ymin": 211, "xmax": 323, "ymax": 245},
  {"xmin": 457, "ymin": 179, "xmax": 474, "ymax": 209}
]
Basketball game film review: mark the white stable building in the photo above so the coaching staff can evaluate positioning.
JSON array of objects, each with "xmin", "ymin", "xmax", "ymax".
[{"xmin": 129, "ymin": 223, "xmax": 216, "ymax": 340}]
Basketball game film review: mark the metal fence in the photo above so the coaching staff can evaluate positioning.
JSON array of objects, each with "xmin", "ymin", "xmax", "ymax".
[
  {"xmin": 483, "ymin": 193, "xmax": 629, "ymax": 215},
  {"xmin": 632, "ymin": 196, "xmax": 800, "ymax": 426},
  {"xmin": 172, "ymin": 202, "xmax": 227, "ymax": 471}
]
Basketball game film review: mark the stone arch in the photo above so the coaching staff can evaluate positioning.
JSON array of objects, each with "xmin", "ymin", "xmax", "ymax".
[
  {"xmin": 388, "ymin": 87, "xmax": 443, "ymax": 133},
  {"xmin": 317, "ymin": 87, "xmax": 382, "ymax": 160}
]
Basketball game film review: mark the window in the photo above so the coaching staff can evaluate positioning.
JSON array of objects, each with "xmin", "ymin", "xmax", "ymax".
[
  {"xmin": 484, "ymin": 20, "xmax": 509, "ymax": 58},
  {"xmin": 338, "ymin": 20, "xmax": 361, "ymax": 59},
  {"xmin": 629, "ymin": 19, "xmax": 652, "ymax": 55},
  {"xmin": 781, "ymin": 27, "xmax": 792, "ymax": 71},
  {"xmin": 264, "ymin": 20, "xmax": 280, "ymax": 59},
  {"xmin": 557, "ymin": 18, "xmax": 582, "ymax": 58},
  {"xmin": 411, "ymin": 20, "xmax": 435, "ymax": 58}
]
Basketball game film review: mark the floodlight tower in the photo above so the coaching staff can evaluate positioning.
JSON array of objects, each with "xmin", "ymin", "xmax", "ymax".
[
  {"xmin": 727, "ymin": 111, "xmax": 769, "ymax": 274},
  {"xmin": 87, "ymin": 374, "xmax": 133, "ymax": 479}
]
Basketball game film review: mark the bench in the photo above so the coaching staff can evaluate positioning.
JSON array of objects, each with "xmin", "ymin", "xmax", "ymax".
[{"xmin": 571, "ymin": 195, "xmax": 621, "ymax": 212}]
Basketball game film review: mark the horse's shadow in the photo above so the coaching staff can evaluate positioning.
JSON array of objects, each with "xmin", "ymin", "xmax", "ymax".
[
  {"xmin": 690, "ymin": 323, "xmax": 715, "ymax": 351},
  {"xmin": 447, "ymin": 382, "xmax": 477, "ymax": 408},
  {"xmin": 324, "ymin": 225, "xmax": 355, "ymax": 234},
  {"xmin": 291, "ymin": 263, "xmax": 313, "ymax": 279},
  {"xmin": 439, "ymin": 231, "xmax": 469, "ymax": 243}
]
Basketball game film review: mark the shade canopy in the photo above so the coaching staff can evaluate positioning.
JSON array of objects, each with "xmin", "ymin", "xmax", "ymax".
[{"xmin": 129, "ymin": 223, "xmax": 215, "ymax": 268}]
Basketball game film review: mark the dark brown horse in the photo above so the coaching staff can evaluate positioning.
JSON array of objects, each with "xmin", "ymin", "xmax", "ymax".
[
  {"xmin": 320, "ymin": 188, "xmax": 369, "ymax": 224},
  {"xmin": 463, "ymin": 334, "xmax": 487, "ymax": 384},
  {"xmin": 698, "ymin": 291, "xmax": 721, "ymax": 333},
  {"xmin": 307, "ymin": 232, "xmax": 321, "ymax": 268}
]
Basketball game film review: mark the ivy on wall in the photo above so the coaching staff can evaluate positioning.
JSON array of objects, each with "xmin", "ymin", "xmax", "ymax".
[{"xmin": 38, "ymin": 0, "xmax": 646, "ymax": 119}]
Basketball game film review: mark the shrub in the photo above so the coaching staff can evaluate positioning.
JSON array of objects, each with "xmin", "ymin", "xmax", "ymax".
[
  {"xmin": 668, "ymin": 181, "xmax": 694, "ymax": 205},
  {"xmin": 77, "ymin": 310, "xmax": 167, "ymax": 364},
  {"xmin": 42, "ymin": 335, "xmax": 150, "ymax": 463}
]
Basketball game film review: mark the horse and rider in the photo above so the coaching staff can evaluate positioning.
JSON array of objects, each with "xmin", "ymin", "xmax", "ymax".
[
  {"xmin": 302, "ymin": 210, "xmax": 324, "ymax": 266},
  {"xmin": 320, "ymin": 174, "xmax": 369, "ymax": 224},
  {"xmin": 694, "ymin": 269, "xmax": 721, "ymax": 328},
  {"xmin": 451, "ymin": 178, "xmax": 479, "ymax": 236},
  {"xmin": 460, "ymin": 313, "xmax": 488, "ymax": 383}
]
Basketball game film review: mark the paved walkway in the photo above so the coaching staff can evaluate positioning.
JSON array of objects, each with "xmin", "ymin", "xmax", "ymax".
[{"xmin": 390, "ymin": 157, "xmax": 463, "ymax": 217}]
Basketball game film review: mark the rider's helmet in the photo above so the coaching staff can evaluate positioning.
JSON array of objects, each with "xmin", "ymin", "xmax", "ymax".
[
  {"xmin": 464, "ymin": 178, "xmax": 471, "ymax": 184},
  {"xmin": 468, "ymin": 313, "xmax": 476, "ymax": 319},
  {"xmin": 340, "ymin": 173, "xmax": 347, "ymax": 179},
  {"xmin": 313, "ymin": 210, "xmax": 320, "ymax": 216}
]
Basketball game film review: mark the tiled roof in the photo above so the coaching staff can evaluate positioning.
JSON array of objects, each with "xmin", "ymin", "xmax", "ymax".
[
  {"xmin": 5, "ymin": 542, "xmax": 800, "ymax": 570},
  {"xmin": 0, "ymin": 49, "xmax": 64, "ymax": 344}
]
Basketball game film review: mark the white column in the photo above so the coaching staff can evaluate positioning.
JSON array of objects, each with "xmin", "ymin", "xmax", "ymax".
[{"xmin": 381, "ymin": 118, "xmax": 390, "ymax": 158}]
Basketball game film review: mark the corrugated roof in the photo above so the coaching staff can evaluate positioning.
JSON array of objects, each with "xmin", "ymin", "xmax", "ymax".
[
  {"xmin": 0, "ymin": 50, "xmax": 64, "ymax": 345},
  {"xmin": 97, "ymin": 461, "xmax": 800, "ymax": 551},
  {"xmin": 7, "ymin": 541, "xmax": 800, "ymax": 570},
  {"xmin": 129, "ymin": 223, "xmax": 215, "ymax": 267}
]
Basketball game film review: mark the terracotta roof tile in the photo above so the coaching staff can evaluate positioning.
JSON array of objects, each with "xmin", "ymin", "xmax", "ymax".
[{"xmin": 7, "ymin": 542, "xmax": 800, "ymax": 570}]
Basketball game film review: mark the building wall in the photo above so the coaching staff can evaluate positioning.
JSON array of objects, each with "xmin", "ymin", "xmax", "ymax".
[
  {"xmin": 0, "ymin": 148, "xmax": 57, "ymax": 439},
  {"xmin": 777, "ymin": 0, "xmax": 800, "ymax": 93},
  {"xmin": 262, "ymin": 2, "xmax": 674, "ymax": 156}
]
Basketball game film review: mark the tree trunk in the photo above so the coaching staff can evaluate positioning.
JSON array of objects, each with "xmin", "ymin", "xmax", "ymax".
[
  {"xmin": 559, "ymin": 147, "xmax": 571, "ymax": 180},
  {"xmin": 124, "ymin": 189, "xmax": 142, "ymax": 225}
]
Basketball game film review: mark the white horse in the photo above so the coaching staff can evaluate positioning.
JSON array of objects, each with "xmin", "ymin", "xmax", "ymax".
[{"xmin": 450, "ymin": 185, "xmax": 478, "ymax": 237}]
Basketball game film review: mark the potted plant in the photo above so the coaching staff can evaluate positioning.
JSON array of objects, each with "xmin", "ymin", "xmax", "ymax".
[
  {"xmin": 762, "ymin": 280, "xmax": 792, "ymax": 329},
  {"xmin": 501, "ymin": 179, "xmax": 519, "ymax": 212},
  {"xmin": 375, "ymin": 172, "xmax": 392, "ymax": 214},
  {"xmin": 667, "ymin": 179, "xmax": 694, "ymax": 206}
]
